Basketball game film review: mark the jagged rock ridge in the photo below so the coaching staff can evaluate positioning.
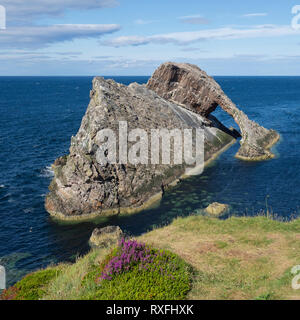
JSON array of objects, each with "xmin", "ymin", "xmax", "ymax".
[{"xmin": 147, "ymin": 62, "xmax": 280, "ymax": 160}]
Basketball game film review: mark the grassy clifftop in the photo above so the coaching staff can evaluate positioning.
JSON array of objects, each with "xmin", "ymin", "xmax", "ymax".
[
  {"xmin": 2, "ymin": 215, "xmax": 300, "ymax": 300},
  {"xmin": 140, "ymin": 215, "xmax": 300, "ymax": 300}
]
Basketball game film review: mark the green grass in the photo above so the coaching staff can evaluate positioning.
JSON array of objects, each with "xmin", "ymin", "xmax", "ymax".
[
  {"xmin": 81, "ymin": 248, "xmax": 192, "ymax": 300},
  {"xmin": 38, "ymin": 245, "xmax": 193, "ymax": 300},
  {"xmin": 174, "ymin": 215, "xmax": 300, "ymax": 234},
  {"xmin": 254, "ymin": 292, "xmax": 275, "ymax": 300},
  {"xmin": 2, "ymin": 215, "xmax": 300, "ymax": 300},
  {"xmin": 0, "ymin": 267, "xmax": 62, "ymax": 300},
  {"xmin": 215, "ymin": 241, "xmax": 228, "ymax": 249},
  {"xmin": 140, "ymin": 215, "xmax": 300, "ymax": 300},
  {"xmin": 44, "ymin": 249, "xmax": 105, "ymax": 300}
]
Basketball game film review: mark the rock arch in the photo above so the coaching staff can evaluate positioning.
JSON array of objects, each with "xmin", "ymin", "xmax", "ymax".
[{"xmin": 147, "ymin": 62, "xmax": 280, "ymax": 160}]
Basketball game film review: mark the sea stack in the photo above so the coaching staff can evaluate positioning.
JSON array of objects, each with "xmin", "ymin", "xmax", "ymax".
[
  {"xmin": 45, "ymin": 62, "xmax": 279, "ymax": 220},
  {"xmin": 147, "ymin": 62, "xmax": 280, "ymax": 160},
  {"xmin": 45, "ymin": 71, "xmax": 238, "ymax": 220}
]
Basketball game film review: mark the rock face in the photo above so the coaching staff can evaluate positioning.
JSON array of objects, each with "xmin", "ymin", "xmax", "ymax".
[
  {"xmin": 89, "ymin": 226, "xmax": 123, "ymax": 248},
  {"xmin": 147, "ymin": 62, "xmax": 280, "ymax": 160},
  {"xmin": 45, "ymin": 76, "xmax": 236, "ymax": 220}
]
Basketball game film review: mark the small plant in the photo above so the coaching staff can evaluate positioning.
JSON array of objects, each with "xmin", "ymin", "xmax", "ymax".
[
  {"xmin": 255, "ymin": 292, "xmax": 274, "ymax": 300},
  {"xmin": 215, "ymin": 241, "xmax": 228, "ymax": 249}
]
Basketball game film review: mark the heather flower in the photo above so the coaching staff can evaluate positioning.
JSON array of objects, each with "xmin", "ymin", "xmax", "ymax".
[{"xmin": 98, "ymin": 238, "xmax": 175, "ymax": 282}]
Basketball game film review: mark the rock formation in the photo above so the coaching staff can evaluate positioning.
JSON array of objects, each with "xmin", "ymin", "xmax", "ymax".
[
  {"xmin": 147, "ymin": 62, "xmax": 280, "ymax": 160},
  {"xmin": 45, "ymin": 76, "xmax": 236, "ymax": 220},
  {"xmin": 89, "ymin": 226, "xmax": 124, "ymax": 248},
  {"xmin": 205, "ymin": 202, "xmax": 229, "ymax": 217}
]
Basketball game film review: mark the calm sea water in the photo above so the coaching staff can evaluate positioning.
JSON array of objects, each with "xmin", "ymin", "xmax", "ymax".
[{"xmin": 0, "ymin": 76, "xmax": 299, "ymax": 286}]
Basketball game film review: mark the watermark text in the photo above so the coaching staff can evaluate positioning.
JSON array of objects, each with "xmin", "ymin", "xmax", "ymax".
[
  {"xmin": 0, "ymin": 5, "xmax": 6, "ymax": 30},
  {"xmin": 0, "ymin": 265, "xmax": 5, "ymax": 290},
  {"xmin": 95, "ymin": 121, "xmax": 204, "ymax": 176},
  {"xmin": 292, "ymin": 5, "xmax": 300, "ymax": 30},
  {"xmin": 291, "ymin": 265, "xmax": 300, "ymax": 290}
]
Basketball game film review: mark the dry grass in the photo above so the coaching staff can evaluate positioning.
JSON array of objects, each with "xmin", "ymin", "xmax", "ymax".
[
  {"xmin": 43, "ymin": 248, "xmax": 109, "ymax": 300},
  {"xmin": 31, "ymin": 215, "xmax": 300, "ymax": 300},
  {"xmin": 139, "ymin": 215, "xmax": 300, "ymax": 300}
]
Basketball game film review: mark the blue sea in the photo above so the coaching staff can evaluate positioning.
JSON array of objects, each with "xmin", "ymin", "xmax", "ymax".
[{"xmin": 0, "ymin": 76, "xmax": 299, "ymax": 286}]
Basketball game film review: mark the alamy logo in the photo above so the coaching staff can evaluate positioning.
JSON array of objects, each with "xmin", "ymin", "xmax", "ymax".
[
  {"xmin": 0, "ymin": 5, "xmax": 6, "ymax": 30},
  {"xmin": 95, "ymin": 121, "xmax": 204, "ymax": 176},
  {"xmin": 0, "ymin": 265, "xmax": 5, "ymax": 290},
  {"xmin": 291, "ymin": 5, "xmax": 300, "ymax": 30},
  {"xmin": 291, "ymin": 265, "xmax": 300, "ymax": 290}
]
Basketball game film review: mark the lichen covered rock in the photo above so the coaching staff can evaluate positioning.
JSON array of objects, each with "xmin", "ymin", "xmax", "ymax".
[
  {"xmin": 89, "ymin": 226, "xmax": 124, "ymax": 248},
  {"xmin": 205, "ymin": 202, "xmax": 229, "ymax": 217}
]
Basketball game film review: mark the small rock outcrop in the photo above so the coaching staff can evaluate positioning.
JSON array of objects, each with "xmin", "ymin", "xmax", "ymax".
[
  {"xmin": 147, "ymin": 62, "xmax": 280, "ymax": 160},
  {"xmin": 89, "ymin": 226, "xmax": 123, "ymax": 248},
  {"xmin": 205, "ymin": 202, "xmax": 229, "ymax": 217},
  {"xmin": 45, "ymin": 75, "xmax": 236, "ymax": 220}
]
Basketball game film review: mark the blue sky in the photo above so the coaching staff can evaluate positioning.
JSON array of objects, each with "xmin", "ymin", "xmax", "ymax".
[{"xmin": 1, "ymin": 0, "xmax": 300, "ymax": 75}]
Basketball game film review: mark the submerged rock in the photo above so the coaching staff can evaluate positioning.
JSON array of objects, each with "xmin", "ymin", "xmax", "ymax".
[
  {"xmin": 89, "ymin": 226, "xmax": 123, "ymax": 248},
  {"xmin": 147, "ymin": 62, "xmax": 280, "ymax": 160},
  {"xmin": 205, "ymin": 202, "xmax": 229, "ymax": 216},
  {"xmin": 45, "ymin": 75, "xmax": 236, "ymax": 220}
]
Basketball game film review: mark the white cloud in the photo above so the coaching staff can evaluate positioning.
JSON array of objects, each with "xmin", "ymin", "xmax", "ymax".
[
  {"xmin": 180, "ymin": 47, "xmax": 206, "ymax": 52},
  {"xmin": 103, "ymin": 25, "xmax": 300, "ymax": 47},
  {"xmin": 242, "ymin": 13, "xmax": 268, "ymax": 17},
  {"xmin": 0, "ymin": 50, "xmax": 83, "ymax": 56},
  {"xmin": 134, "ymin": 19, "xmax": 154, "ymax": 25},
  {"xmin": 179, "ymin": 15, "xmax": 209, "ymax": 25},
  {"xmin": 3, "ymin": 52, "xmax": 300, "ymax": 76},
  {"xmin": 1, "ymin": 0, "xmax": 119, "ymax": 25},
  {"xmin": 0, "ymin": 1, "xmax": 121, "ymax": 49},
  {"xmin": 0, "ymin": 54, "xmax": 163, "ymax": 75},
  {"xmin": 0, "ymin": 24, "xmax": 121, "ymax": 48},
  {"xmin": 103, "ymin": 35, "xmax": 150, "ymax": 46}
]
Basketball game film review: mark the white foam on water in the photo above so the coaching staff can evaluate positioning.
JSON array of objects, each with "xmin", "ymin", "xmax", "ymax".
[
  {"xmin": 40, "ymin": 166, "xmax": 54, "ymax": 178},
  {"xmin": 0, "ymin": 185, "xmax": 5, "ymax": 188},
  {"xmin": 7, "ymin": 194, "xmax": 14, "ymax": 203},
  {"xmin": 23, "ymin": 208, "xmax": 34, "ymax": 214}
]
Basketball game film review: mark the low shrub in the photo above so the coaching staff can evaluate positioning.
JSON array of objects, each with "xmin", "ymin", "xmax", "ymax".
[
  {"xmin": 82, "ymin": 239, "xmax": 193, "ymax": 300},
  {"xmin": 0, "ymin": 286, "xmax": 19, "ymax": 300},
  {"xmin": 0, "ymin": 267, "xmax": 61, "ymax": 300}
]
